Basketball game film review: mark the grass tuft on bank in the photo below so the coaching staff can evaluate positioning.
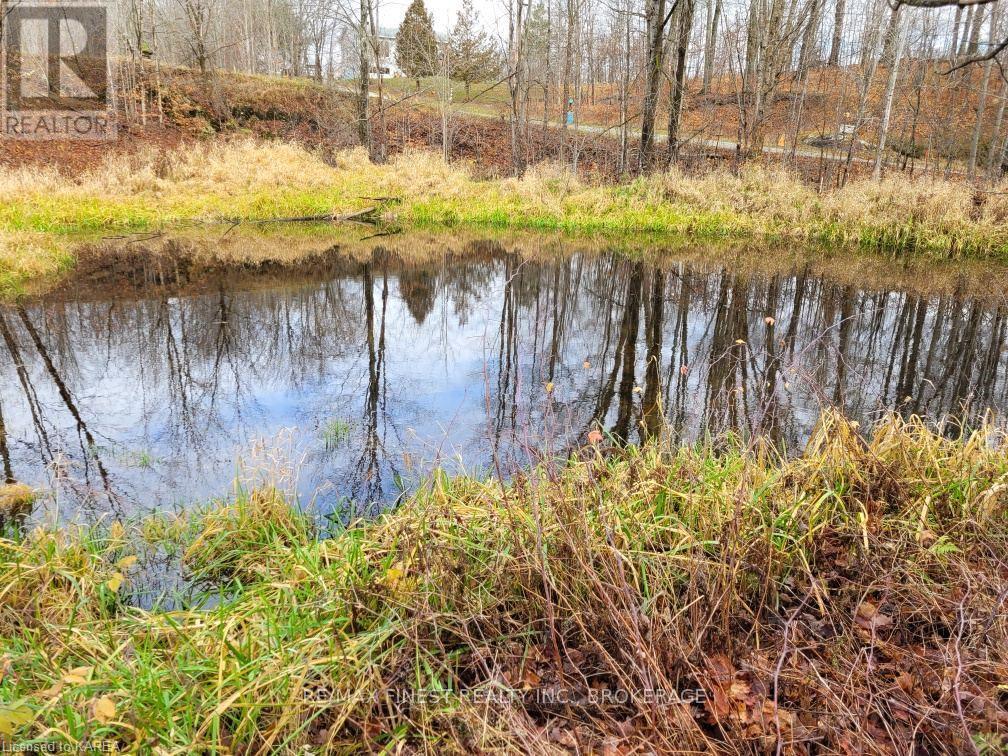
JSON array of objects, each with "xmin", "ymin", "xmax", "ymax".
[
  {"xmin": 2, "ymin": 140, "xmax": 1008, "ymax": 295},
  {"xmin": 1, "ymin": 411, "xmax": 1007, "ymax": 752}
]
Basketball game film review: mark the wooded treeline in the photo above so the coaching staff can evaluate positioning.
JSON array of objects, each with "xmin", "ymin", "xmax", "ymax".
[{"xmin": 114, "ymin": 0, "xmax": 1008, "ymax": 180}]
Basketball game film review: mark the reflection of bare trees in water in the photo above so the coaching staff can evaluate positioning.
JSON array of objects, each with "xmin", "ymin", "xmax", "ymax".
[
  {"xmin": 612, "ymin": 264, "xmax": 642, "ymax": 443},
  {"xmin": 353, "ymin": 262, "xmax": 394, "ymax": 509},
  {"xmin": 704, "ymin": 273, "xmax": 750, "ymax": 438},
  {"xmin": 641, "ymin": 268, "xmax": 665, "ymax": 441},
  {"xmin": 586, "ymin": 263, "xmax": 635, "ymax": 439},
  {"xmin": 0, "ymin": 395, "xmax": 12, "ymax": 484},
  {"xmin": 2, "ymin": 242, "xmax": 1008, "ymax": 512},
  {"xmin": 664, "ymin": 268, "xmax": 693, "ymax": 437},
  {"xmin": 490, "ymin": 252, "xmax": 1008, "ymax": 452},
  {"xmin": 494, "ymin": 255, "xmax": 522, "ymax": 445},
  {"xmin": 0, "ymin": 307, "xmax": 118, "ymax": 513},
  {"xmin": 0, "ymin": 270, "xmax": 368, "ymax": 508},
  {"xmin": 0, "ymin": 311, "xmax": 54, "ymax": 468},
  {"xmin": 15, "ymin": 306, "xmax": 113, "ymax": 501}
]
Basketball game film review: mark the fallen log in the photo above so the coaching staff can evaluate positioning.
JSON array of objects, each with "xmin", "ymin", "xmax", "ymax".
[{"xmin": 224, "ymin": 206, "xmax": 381, "ymax": 225}]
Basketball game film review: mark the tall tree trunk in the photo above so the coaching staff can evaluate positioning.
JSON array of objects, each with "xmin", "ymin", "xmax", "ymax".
[
  {"xmin": 797, "ymin": 0, "xmax": 823, "ymax": 73},
  {"xmin": 561, "ymin": 0, "xmax": 576, "ymax": 161},
  {"xmin": 958, "ymin": 5, "xmax": 974, "ymax": 58},
  {"xmin": 873, "ymin": 7, "xmax": 904, "ymax": 180},
  {"xmin": 507, "ymin": 0, "xmax": 529, "ymax": 173},
  {"xmin": 842, "ymin": 0, "xmax": 885, "ymax": 183},
  {"xmin": 701, "ymin": 0, "xmax": 722, "ymax": 94},
  {"xmin": 543, "ymin": 0, "xmax": 552, "ymax": 141},
  {"xmin": 966, "ymin": 5, "xmax": 984, "ymax": 56},
  {"xmin": 639, "ymin": 0, "xmax": 670, "ymax": 170},
  {"xmin": 619, "ymin": 0, "xmax": 631, "ymax": 173},
  {"xmin": 739, "ymin": 0, "xmax": 763, "ymax": 153},
  {"xmin": 357, "ymin": 0, "xmax": 371, "ymax": 152},
  {"xmin": 367, "ymin": 0, "xmax": 386, "ymax": 162},
  {"xmin": 986, "ymin": 81, "xmax": 1008, "ymax": 178},
  {"xmin": 969, "ymin": 8, "xmax": 998, "ymax": 177},
  {"xmin": 667, "ymin": 0, "xmax": 696, "ymax": 165},
  {"xmin": 828, "ymin": 0, "xmax": 846, "ymax": 66},
  {"xmin": 950, "ymin": 6, "xmax": 963, "ymax": 60}
]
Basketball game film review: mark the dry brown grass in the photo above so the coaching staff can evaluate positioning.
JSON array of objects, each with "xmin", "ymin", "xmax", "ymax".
[
  {"xmin": 1, "ymin": 140, "xmax": 1006, "ymax": 296},
  {"xmin": 0, "ymin": 484, "xmax": 33, "ymax": 515}
]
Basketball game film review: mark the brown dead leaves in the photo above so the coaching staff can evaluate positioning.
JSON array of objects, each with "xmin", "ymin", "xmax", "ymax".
[
  {"xmin": 702, "ymin": 653, "xmax": 806, "ymax": 748},
  {"xmin": 854, "ymin": 599, "xmax": 893, "ymax": 636}
]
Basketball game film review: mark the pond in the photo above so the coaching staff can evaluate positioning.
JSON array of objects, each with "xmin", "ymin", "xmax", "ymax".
[{"xmin": 2, "ymin": 232, "xmax": 1007, "ymax": 521}]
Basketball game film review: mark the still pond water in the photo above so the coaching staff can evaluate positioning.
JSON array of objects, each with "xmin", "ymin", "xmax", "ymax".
[{"xmin": 2, "ymin": 235, "xmax": 1007, "ymax": 520}]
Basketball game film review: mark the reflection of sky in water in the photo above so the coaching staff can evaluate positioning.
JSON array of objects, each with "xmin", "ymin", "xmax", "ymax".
[{"xmin": 2, "ymin": 246, "xmax": 1007, "ymax": 522}]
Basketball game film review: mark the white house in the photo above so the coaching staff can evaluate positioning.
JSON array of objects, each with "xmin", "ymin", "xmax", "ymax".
[{"xmin": 338, "ymin": 26, "xmax": 404, "ymax": 79}]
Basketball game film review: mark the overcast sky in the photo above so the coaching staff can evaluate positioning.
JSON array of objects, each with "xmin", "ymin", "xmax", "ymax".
[{"xmin": 374, "ymin": 0, "xmax": 505, "ymax": 37}]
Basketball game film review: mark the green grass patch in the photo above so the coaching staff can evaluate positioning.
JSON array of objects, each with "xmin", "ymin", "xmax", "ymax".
[{"xmin": 3, "ymin": 141, "xmax": 1008, "ymax": 297}]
